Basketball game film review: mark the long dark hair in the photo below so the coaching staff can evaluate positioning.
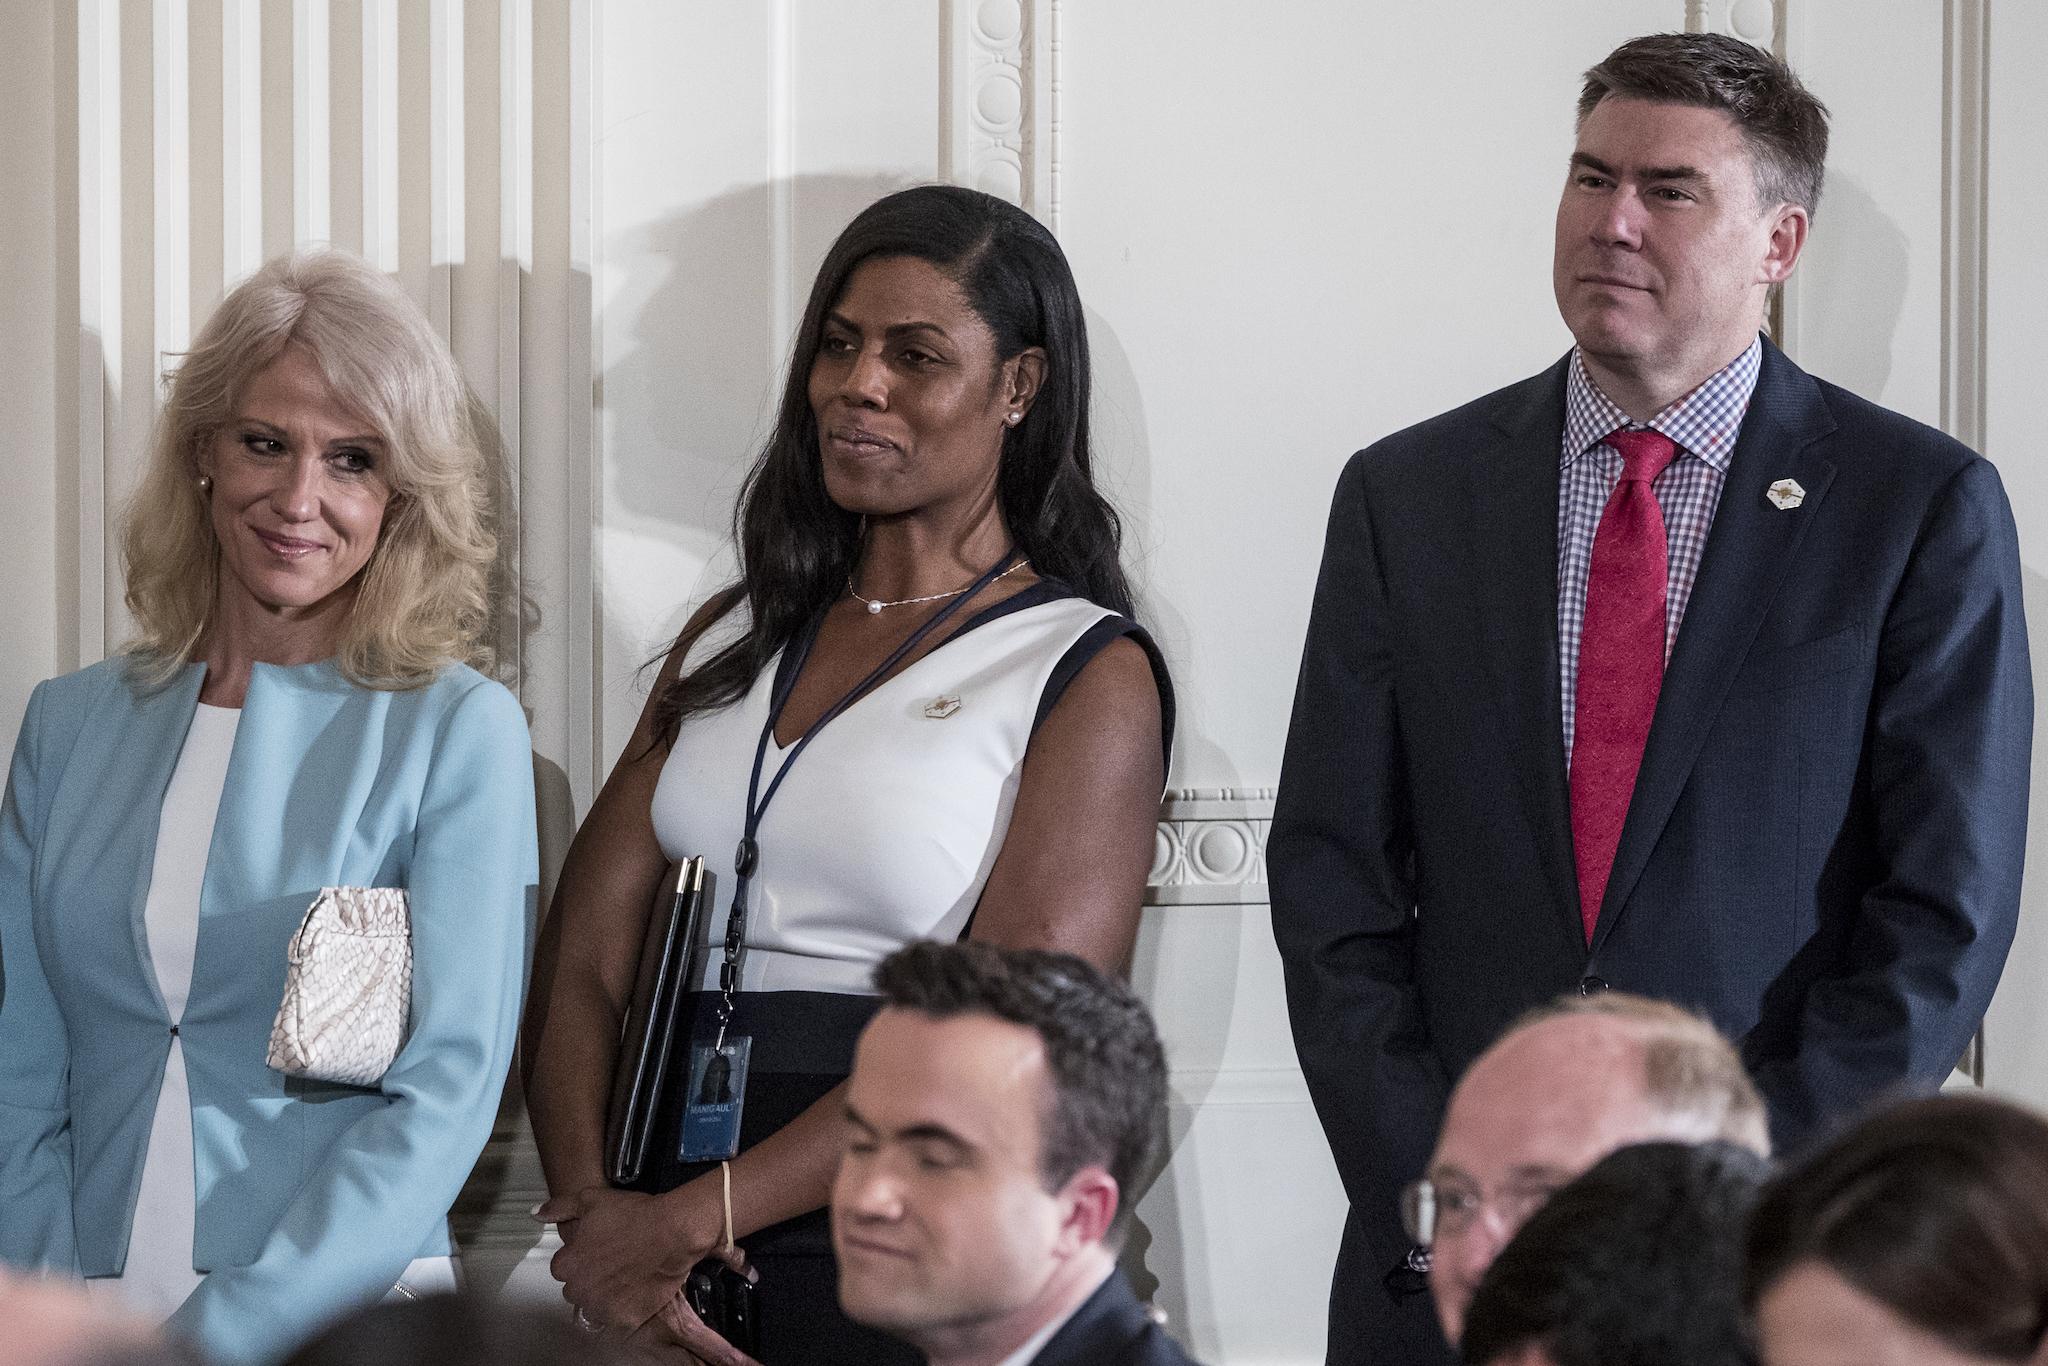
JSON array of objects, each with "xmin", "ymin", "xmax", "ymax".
[
  {"xmin": 1743, "ymin": 1094, "xmax": 2048, "ymax": 1361},
  {"xmin": 651, "ymin": 185, "xmax": 1131, "ymax": 747}
]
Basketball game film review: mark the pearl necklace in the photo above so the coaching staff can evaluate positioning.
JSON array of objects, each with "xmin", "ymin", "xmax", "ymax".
[{"xmin": 847, "ymin": 556, "xmax": 1029, "ymax": 614}]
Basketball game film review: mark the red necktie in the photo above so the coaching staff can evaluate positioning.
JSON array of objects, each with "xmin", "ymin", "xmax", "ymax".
[{"xmin": 1570, "ymin": 428, "xmax": 1679, "ymax": 943}]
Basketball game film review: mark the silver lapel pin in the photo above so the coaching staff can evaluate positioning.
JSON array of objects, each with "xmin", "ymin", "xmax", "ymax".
[
  {"xmin": 924, "ymin": 695, "xmax": 962, "ymax": 719},
  {"xmin": 1766, "ymin": 478, "xmax": 1806, "ymax": 511}
]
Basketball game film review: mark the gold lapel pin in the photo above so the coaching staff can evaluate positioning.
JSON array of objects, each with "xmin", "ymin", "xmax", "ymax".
[
  {"xmin": 1766, "ymin": 478, "xmax": 1806, "ymax": 511},
  {"xmin": 924, "ymin": 695, "xmax": 962, "ymax": 719}
]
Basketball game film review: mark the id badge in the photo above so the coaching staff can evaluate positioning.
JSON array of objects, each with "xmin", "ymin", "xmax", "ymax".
[{"xmin": 679, "ymin": 1035, "xmax": 751, "ymax": 1162}]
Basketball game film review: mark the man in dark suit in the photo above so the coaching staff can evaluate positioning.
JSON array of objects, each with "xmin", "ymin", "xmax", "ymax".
[
  {"xmin": 1270, "ymin": 31, "xmax": 2031, "ymax": 1366},
  {"xmin": 834, "ymin": 941, "xmax": 1202, "ymax": 1366}
]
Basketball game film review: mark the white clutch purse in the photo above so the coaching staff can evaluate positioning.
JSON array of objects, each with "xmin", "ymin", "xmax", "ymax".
[{"xmin": 266, "ymin": 886, "xmax": 413, "ymax": 1086}]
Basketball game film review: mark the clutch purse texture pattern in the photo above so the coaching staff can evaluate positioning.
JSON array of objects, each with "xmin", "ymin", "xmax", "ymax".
[{"xmin": 266, "ymin": 885, "xmax": 413, "ymax": 1086}]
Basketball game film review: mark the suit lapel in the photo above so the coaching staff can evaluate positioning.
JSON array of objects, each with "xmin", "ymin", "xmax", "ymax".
[
  {"xmin": 1029, "ymin": 1271, "xmax": 1152, "ymax": 1366},
  {"xmin": 1590, "ymin": 341, "xmax": 1838, "ymax": 949},
  {"xmin": 187, "ymin": 660, "xmax": 364, "ymax": 1014},
  {"xmin": 1467, "ymin": 356, "xmax": 1585, "ymax": 955},
  {"xmin": 36, "ymin": 664, "xmax": 205, "ymax": 1023}
]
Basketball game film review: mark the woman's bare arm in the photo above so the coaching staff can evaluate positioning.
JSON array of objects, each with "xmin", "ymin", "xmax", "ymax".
[{"xmin": 970, "ymin": 634, "xmax": 1166, "ymax": 972}]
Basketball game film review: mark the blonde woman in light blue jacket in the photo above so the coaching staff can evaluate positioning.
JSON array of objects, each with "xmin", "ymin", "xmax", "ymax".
[{"xmin": 0, "ymin": 250, "xmax": 538, "ymax": 1366}]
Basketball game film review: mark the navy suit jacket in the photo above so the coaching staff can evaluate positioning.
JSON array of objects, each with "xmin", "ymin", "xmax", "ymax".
[
  {"xmin": 1030, "ymin": 1271, "xmax": 1204, "ymax": 1366},
  {"xmin": 1269, "ymin": 338, "xmax": 2031, "ymax": 1364}
]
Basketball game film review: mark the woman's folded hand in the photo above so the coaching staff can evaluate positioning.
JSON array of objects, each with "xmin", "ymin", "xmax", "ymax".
[{"xmin": 537, "ymin": 1182, "xmax": 722, "ymax": 1336}]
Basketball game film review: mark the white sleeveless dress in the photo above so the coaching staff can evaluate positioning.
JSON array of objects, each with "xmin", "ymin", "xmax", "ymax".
[
  {"xmin": 637, "ymin": 584, "xmax": 1162, "ymax": 1364},
  {"xmin": 649, "ymin": 588, "xmax": 1128, "ymax": 994}
]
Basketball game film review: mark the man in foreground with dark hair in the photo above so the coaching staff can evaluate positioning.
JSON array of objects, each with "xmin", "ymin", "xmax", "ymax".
[
  {"xmin": 1273, "ymin": 28, "xmax": 2029, "ymax": 1364},
  {"xmin": 1460, "ymin": 1141, "xmax": 1768, "ymax": 1366},
  {"xmin": 832, "ymin": 940, "xmax": 1201, "ymax": 1366}
]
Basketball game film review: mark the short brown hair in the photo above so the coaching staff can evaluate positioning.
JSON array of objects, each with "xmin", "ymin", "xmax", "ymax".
[
  {"xmin": 872, "ymin": 941, "xmax": 1168, "ymax": 1241},
  {"xmin": 1579, "ymin": 32, "xmax": 1830, "ymax": 215},
  {"xmin": 1745, "ymin": 1094, "xmax": 2048, "ymax": 1361},
  {"xmin": 1515, "ymin": 993, "xmax": 1771, "ymax": 1156}
]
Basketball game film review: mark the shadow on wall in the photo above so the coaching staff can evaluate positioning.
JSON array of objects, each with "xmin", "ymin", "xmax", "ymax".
[
  {"xmin": 1792, "ymin": 171, "xmax": 1911, "ymax": 398},
  {"xmin": 452, "ymin": 328, "xmax": 588, "ymax": 1290},
  {"xmin": 1084, "ymin": 302, "xmax": 1238, "ymax": 794},
  {"xmin": 1122, "ymin": 912, "xmax": 1243, "ymax": 1337},
  {"xmin": 1086, "ymin": 306, "xmax": 1246, "ymax": 1323},
  {"xmin": 594, "ymin": 173, "xmax": 912, "ymax": 731},
  {"xmin": 451, "ymin": 755, "xmax": 575, "ymax": 1291}
]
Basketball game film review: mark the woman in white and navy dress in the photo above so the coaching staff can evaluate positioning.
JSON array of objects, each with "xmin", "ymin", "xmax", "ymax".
[
  {"xmin": 0, "ymin": 251, "xmax": 537, "ymax": 1366},
  {"xmin": 523, "ymin": 186, "xmax": 1172, "ymax": 1363}
]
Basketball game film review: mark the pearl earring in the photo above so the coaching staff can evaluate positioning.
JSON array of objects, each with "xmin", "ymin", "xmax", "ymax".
[
  {"xmin": 197, "ymin": 474, "xmax": 213, "ymax": 493},
  {"xmin": 1004, "ymin": 411, "xmax": 1023, "ymax": 426}
]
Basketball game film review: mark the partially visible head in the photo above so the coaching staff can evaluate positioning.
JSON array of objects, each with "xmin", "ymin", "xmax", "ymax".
[
  {"xmin": 280, "ymin": 1293, "xmax": 639, "ymax": 1366},
  {"xmin": 1746, "ymin": 1094, "xmax": 2048, "ymax": 1366},
  {"xmin": 1577, "ymin": 33, "xmax": 1829, "ymax": 215},
  {"xmin": 123, "ymin": 249, "xmax": 501, "ymax": 688},
  {"xmin": 1424, "ymin": 993, "xmax": 1768, "ymax": 1342},
  {"xmin": 1555, "ymin": 34, "xmax": 1827, "ymax": 400},
  {"xmin": 833, "ymin": 941, "xmax": 1168, "ymax": 1355},
  {"xmin": 1461, "ymin": 1140, "xmax": 1769, "ymax": 1366},
  {"xmin": 0, "ymin": 1267, "xmax": 190, "ymax": 1366}
]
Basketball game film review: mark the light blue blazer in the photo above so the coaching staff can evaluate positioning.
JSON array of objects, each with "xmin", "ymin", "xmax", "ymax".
[{"xmin": 0, "ymin": 656, "xmax": 538, "ymax": 1365}]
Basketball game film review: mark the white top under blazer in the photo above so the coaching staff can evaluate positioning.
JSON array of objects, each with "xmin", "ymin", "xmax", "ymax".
[
  {"xmin": 651, "ymin": 587, "xmax": 1125, "ymax": 996},
  {"xmin": 86, "ymin": 704, "xmax": 239, "ymax": 1317},
  {"xmin": 89, "ymin": 704, "xmax": 458, "ymax": 1321}
]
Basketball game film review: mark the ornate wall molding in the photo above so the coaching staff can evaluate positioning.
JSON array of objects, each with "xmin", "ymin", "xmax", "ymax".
[
  {"xmin": 1688, "ymin": 1, "xmax": 1789, "ymax": 341},
  {"xmin": 1149, "ymin": 787, "xmax": 1274, "ymax": 907},
  {"xmin": 1685, "ymin": 0, "xmax": 1784, "ymax": 49},
  {"xmin": 1940, "ymin": 0, "xmax": 1989, "ymax": 452},
  {"xmin": 1166, "ymin": 1066, "xmax": 1315, "ymax": 1110},
  {"xmin": 943, "ymin": 0, "xmax": 1058, "ymax": 227},
  {"xmin": 1938, "ymin": 2, "xmax": 1992, "ymax": 1095}
]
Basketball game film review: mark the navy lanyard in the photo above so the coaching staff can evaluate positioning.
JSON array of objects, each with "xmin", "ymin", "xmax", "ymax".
[{"xmin": 711, "ymin": 553, "xmax": 1019, "ymax": 1037}]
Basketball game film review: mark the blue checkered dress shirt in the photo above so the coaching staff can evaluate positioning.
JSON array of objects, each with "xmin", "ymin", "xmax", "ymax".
[{"xmin": 1557, "ymin": 336, "xmax": 1762, "ymax": 768}]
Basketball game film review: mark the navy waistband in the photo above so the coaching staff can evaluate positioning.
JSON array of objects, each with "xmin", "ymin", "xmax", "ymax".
[{"xmin": 680, "ymin": 989, "xmax": 884, "ymax": 1076}]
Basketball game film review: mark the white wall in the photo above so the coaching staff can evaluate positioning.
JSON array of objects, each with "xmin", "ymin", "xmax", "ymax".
[
  {"xmin": 0, "ymin": 3, "xmax": 61, "ymax": 757},
  {"xmin": 3, "ymin": 3, "xmax": 2046, "ymax": 1361}
]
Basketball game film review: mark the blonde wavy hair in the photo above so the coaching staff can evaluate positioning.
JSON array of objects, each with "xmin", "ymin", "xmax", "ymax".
[{"xmin": 122, "ymin": 249, "xmax": 503, "ymax": 689}]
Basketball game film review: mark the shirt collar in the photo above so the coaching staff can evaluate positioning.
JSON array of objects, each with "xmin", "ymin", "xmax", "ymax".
[{"xmin": 1560, "ymin": 335, "xmax": 1762, "ymax": 472}]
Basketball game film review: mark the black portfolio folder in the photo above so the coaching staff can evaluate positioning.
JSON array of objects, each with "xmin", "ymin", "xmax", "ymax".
[{"xmin": 605, "ymin": 856, "xmax": 712, "ymax": 1187}]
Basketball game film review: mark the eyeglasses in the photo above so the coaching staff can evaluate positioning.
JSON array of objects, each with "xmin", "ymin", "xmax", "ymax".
[{"xmin": 1400, "ymin": 1176, "xmax": 1564, "ymax": 1246}]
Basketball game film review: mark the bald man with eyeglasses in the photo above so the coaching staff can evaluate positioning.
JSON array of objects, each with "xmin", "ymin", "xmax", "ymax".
[{"xmin": 1410, "ymin": 993, "xmax": 1769, "ymax": 1348}]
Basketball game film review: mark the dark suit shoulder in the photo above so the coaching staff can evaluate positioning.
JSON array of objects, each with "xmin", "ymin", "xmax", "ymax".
[
  {"xmin": 1030, "ymin": 1272, "xmax": 1206, "ymax": 1366},
  {"xmin": 1342, "ymin": 361, "xmax": 1566, "ymax": 490},
  {"xmin": 1807, "ymin": 374, "xmax": 1985, "ymax": 481}
]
